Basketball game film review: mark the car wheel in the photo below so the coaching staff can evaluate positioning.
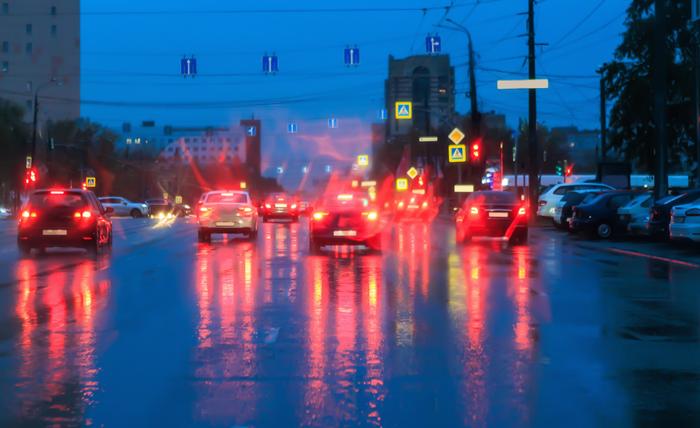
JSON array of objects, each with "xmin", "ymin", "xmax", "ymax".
[
  {"xmin": 17, "ymin": 241, "xmax": 31, "ymax": 256},
  {"xmin": 596, "ymin": 223, "xmax": 612, "ymax": 239},
  {"xmin": 130, "ymin": 209, "xmax": 142, "ymax": 218},
  {"xmin": 309, "ymin": 238, "xmax": 322, "ymax": 254}
]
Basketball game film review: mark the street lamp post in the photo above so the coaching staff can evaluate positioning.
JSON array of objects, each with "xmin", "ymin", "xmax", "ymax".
[{"xmin": 29, "ymin": 78, "xmax": 62, "ymax": 162}]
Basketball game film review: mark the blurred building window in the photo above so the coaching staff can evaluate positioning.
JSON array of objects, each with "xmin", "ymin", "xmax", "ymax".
[
  {"xmin": 50, "ymin": 5, "xmax": 57, "ymax": 15},
  {"xmin": 1, "ymin": 61, "xmax": 8, "ymax": 72},
  {"xmin": 1, "ymin": 41, "xmax": 8, "ymax": 53},
  {"xmin": 25, "ymin": 43, "xmax": 32, "ymax": 54},
  {"xmin": 51, "ymin": 25, "xmax": 57, "ymax": 37},
  {"xmin": 2, "ymin": 3, "xmax": 8, "ymax": 15},
  {"xmin": 26, "ymin": 24, "xmax": 32, "ymax": 35}
]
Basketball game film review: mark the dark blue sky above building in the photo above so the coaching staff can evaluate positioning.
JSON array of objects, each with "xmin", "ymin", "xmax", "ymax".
[{"xmin": 81, "ymin": 0, "xmax": 627, "ymax": 138}]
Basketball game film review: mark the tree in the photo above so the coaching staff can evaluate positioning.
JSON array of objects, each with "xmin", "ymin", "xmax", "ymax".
[
  {"xmin": 0, "ymin": 99, "xmax": 29, "ymax": 202},
  {"xmin": 602, "ymin": 0, "xmax": 695, "ymax": 173}
]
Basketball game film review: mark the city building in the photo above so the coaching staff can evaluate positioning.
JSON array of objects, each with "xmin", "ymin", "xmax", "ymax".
[
  {"xmin": 384, "ymin": 54, "xmax": 455, "ymax": 142},
  {"xmin": 0, "ymin": 0, "xmax": 80, "ymax": 124},
  {"xmin": 155, "ymin": 126, "xmax": 246, "ymax": 166}
]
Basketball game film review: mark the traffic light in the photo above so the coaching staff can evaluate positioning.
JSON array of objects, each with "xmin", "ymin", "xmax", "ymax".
[
  {"xmin": 470, "ymin": 138, "xmax": 482, "ymax": 163},
  {"xmin": 565, "ymin": 164, "xmax": 573, "ymax": 177},
  {"xmin": 555, "ymin": 162, "xmax": 563, "ymax": 176},
  {"xmin": 24, "ymin": 167, "xmax": 37, "ymax": 186}
]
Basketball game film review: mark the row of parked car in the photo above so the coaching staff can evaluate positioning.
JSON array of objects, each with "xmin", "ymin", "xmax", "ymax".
[
  {"xmin": 538, "ymin": 182, "xmax": 700, "ymax": 242},
  {"xmin": 97, "ymin": 196, "xmax": 191, "ymax": 218}
]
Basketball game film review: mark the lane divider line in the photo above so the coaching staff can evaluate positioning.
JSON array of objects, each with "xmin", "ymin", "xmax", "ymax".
[{"xmin": 607, "ymin": 247, "xmax": 700, "ymax": 269}]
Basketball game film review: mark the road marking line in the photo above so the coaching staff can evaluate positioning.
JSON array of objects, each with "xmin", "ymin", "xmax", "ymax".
[{"xmin": 607, "ymin": 248, "xmax": 700, "ymax": 269}]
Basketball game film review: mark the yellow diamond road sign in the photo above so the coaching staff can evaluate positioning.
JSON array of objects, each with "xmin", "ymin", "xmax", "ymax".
[
  {"xmin": 406, "ymin": 167, "xmax": 418, "ymax": 180},
  {"xmin": 448, "ymin": 128, "xmax": 465, "ymax": 144},
  {"xmin": 396, "ymin": 178, "xmax": 409, "ymax": 191},
  {"xmin": 85, "ymin": 177, "xmax": 96, "ymax": 188},
  {"xmin": 448, "ymin": 144, "xmax": 467, "ymax": 163},
  {"xmin": 395, "ymin": 101, "xmax": 412, "ymax": 120}
]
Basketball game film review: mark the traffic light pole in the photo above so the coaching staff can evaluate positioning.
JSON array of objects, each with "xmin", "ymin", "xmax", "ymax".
[
  {"xmin": 527, "ymin": 0, "xmax": 539, "ymax": 218},
  {"xmin": 30, "ymin": 92, "xmax": 39, "ymax": 162}
]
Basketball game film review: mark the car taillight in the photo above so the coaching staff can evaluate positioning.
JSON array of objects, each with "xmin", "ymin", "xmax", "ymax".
[
  {"xmin": 421, "ymin": 201, "xmax": 428, "ymax": 209},
  {"xmin": 470, "ymin": 207, "xmax": 479, "ymax": 216},
  {"xmin": 199, "ymin": 206, "xmax": 209, "ymax": 213},
  {"xmin": 265, "ymin": 203, "xmax": 272, "ymax": 209},
  {"xmin": 21, "ymin": 210, "xmax": 37, "ymax": 220},
  {"xmin": 518, "ymin": 207, "xmax": 526, "ymax": 216},
  {"xmin": 363, "ymin": 211, "xmax": 378, "ymax": 221},
  {"xmin": 239, "ymin": 206, "xmax": 254, "ymax": 215},
  {"xmin": 312, "ymin": 211, "xmax": 328, "ymax": 221},
  {"xmin": 74, "ymin": 210, "xmax": 92, "ymax": 219},
  {"xmin": 291, "ymin": 204, "xmax": 298, "ymax": 210}
]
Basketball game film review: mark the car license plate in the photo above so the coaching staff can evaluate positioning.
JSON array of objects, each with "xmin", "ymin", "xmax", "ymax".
[
  {"xmin": 675, "ymin": 217, "xmax": 685, "ymax": 224},
  {"xmin": 43, "ymin": 229, "xmax": 67, "ymax": 236},
  {"xmin": 216, "ymin": 221, "xmax": 236, "ymax": 227},
  {"xmin": 333, "ymin": 230, "xmax": 357, "ymax": 237},
  {"xmin": 275, "ymin": 203, "xmax": 287, "ymax": 208},
  {"xmin": 488, "ymin": 212, "xmax": 509, "ymax": 218}
]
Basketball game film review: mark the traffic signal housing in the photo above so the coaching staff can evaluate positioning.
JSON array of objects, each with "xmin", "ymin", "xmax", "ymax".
[
  {"xmin": 24, "ymin": 167, "xmax": 37, "ymax": 186},
  {"xmin": 555, "ymin": 162, "xmax": 563, "ymax": 176},
  {"xmin": 470, "ymin": 138, "xmax": 482, "ymax": 163}
]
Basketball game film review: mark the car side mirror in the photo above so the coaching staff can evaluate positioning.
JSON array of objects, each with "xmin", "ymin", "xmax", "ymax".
[{"xmin": 105, "ymin": 206, "xmax": 115, "ymax": 214}]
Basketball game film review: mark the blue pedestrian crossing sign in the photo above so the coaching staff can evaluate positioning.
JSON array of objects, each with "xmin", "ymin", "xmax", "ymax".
[
  {"xmin": 448, "ymin": 144, "xmax": 467, "ymax": 163},
  {"xmin": 395, "ymin": 101, "xmax": 412, "ymax": 120}
]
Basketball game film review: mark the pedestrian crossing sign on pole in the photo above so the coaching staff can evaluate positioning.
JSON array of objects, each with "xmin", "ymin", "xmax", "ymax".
[
  {"xmin": 448, "ymin": 144, "xmax": 467, "ymax": 163},
  {"xmin": 395, "ymin": 101, "xmax": 412, "ymax": 120},
  {"xmin": 396, "ymin": 178, "xmax": 409, "ymax": 191},
  {"xmin": 357, "ymin": 154, "xmax": 369, "ymax": 167},
  {"xmin": 85, "ymin": 177, "xmax": 96, "ymax": 188}
]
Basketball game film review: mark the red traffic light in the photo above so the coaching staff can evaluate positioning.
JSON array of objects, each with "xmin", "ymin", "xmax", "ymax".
[
  {"xmin": 565, "ymin": 164, "xmax": 573, "ymax": 177},
  {"xmin": 470, "ymin": 139, "xmax": 481, "ymax": 162},
  {"xmin": 24, "ymin": 167, "xmax": 37, "ymax": 185}
]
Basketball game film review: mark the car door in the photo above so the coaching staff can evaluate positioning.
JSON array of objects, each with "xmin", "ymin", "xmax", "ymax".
[
  {"xmin": 608, "ymin": 194, "xmax": 633, "ymax": 223},
  {"xmin": 116, "ymin": 198, "xmax": 131, "ymax": 216}
]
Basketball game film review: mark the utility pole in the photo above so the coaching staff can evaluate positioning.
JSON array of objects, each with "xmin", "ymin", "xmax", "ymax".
[
  {"xmin": 600, "ymin": 79, "xmax": 606, "ymax": 161},
  {"xmin": 30, "ymin": 92, "xmax": 39, "ymax": 162},
  {"xmin": 527, "ymin": 0, "xmax": 539, "ymax": 217},
  {"xmin": 695, "ymin": 19, "xmax": 700, "ymax": 188},
  {"xmin": 653, "ymin": 0, "xmax": 668, "ymax": 199}
]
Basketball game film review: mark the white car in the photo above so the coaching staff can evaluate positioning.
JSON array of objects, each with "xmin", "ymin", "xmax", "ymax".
[
  {"xmin": 98, "ymin": 196, "xmax": 148, "ymax": 217},
  {"xmin": 618, "ymin": 193, "xmax": 653, "ymax": 236},
  {"xmin": 196, "ymin": 190, "xmax": 259, "ymax": 242},
  {"xmin": 669, "ymin": 202, "xmax": 700, "ymax": 242},
  {"xmin": 0, "ymin": 205, "xmax": 12, "ymax": 219},
  {"xmin": 538, "ymin": 182, "xmax": 615, "ymax": 219}
]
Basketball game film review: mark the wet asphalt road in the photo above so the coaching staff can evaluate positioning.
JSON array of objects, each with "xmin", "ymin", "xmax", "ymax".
[{"xmin": 0, "ymin": 216, "xmax": 699, "ymax": 427}]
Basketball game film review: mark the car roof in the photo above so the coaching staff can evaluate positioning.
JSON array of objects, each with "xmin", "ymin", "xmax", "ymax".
[{"xmin": 206, "ymin": 190, "xmax": 249, "ymax": 196}]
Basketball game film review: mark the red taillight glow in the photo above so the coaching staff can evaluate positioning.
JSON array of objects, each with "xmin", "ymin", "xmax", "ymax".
[
  {"xmin": 470, "ymin": 207, "xmax": 479, "ymax": 215},
  {"xmin": 74, "ymin": 210, "xmax": 92, "ymax": 219},
  {"xmin": 21, "ymin": 210, "xmax": 36, "ymax": 219},
  {"xmin": 312, "ymin": 212, "xmax": 328, "ymax": 221},
  {"xmin": 265, "ymin": 203, "xmax": 272, "ymax": 209},
  {"xmin": 199, "ymin": 206, "xmax": 209, "ymax": 212},
  {"xmin": 518, "ymin": 207, "xmax": 526, "ymax": 216},
  {"xmin": 364, "ymin": 211, "xmax": 378, "ymax": 221},
  {"xmin": 50, "ymin": 190, "xmax": 65, "ymax": 195},
  {"xmin": 291, "ymin": 204, "xmax": 297, "ymax": 210}
]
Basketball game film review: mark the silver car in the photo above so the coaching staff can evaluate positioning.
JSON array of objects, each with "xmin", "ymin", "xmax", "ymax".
[
  {"xmin": 196, "ymin": 190, "xmax": 259, "ymax": 242},
  {"xmin": 98, "ymin": 196, "xmax": 148, "ymax": 217}
]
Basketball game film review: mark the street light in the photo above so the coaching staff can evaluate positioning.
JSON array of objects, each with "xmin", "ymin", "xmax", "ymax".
[{"xmin": 30, "ymin": 77, "xmax": 63, "ymax": 163}]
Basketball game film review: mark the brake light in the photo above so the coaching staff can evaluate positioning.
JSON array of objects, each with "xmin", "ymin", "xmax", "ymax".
[
  {"xmin": 199, "ymin": 206, "xmax": 209, "ymax": 212},
  {"xmin": 312, "ymin": 211, "xmax": 328, "ymax": 221},
  {"xmin": 470, "ymin": 207, "xmax": 479, "ymax": 215},
  {"xmin": 421, "ymin": 201, "xmax": 428, "ymax": 209},
  {"xmin": 74, "ymin": 210, "xmax": 92, "ymax": 219},
  {"xmin": 518, "ymin": 207, "xmax": 526, "ymax": 216},
  {"xmin": 291, "ymin": 204, "xmax": 297, "ymax": 210},
  {"xmin": 265, "ymin": 203, "xmax": 272, "ymax": 209},
  {"xmin": 50, "ymin": 190, "xmax": 65, "ymax": 195},
  {"xmin": 337, "ymin": 194, "xmax": 353, "ymax": 201},
  {"xmin": 222, "ymin": 192, "xmax": 234, "ymax": 196},
  {"xmin": 21, "ymin": 210, "xmax": 37, "ymax": 219},
  {"xmin": 363, "ymin": 211, "xmax": 378, "ymax": 221}
]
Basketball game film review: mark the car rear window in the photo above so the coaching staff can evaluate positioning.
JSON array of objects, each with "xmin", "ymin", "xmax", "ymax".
[
  {"xmin": 322, "ymin": 194, "xmax": 369, "ymax": 209},
  {"xmin": 469, "ymin": 192, "xmax": 518, "ymax": 204},
  {"xmin": 206, "ymin": 193, "xmax": 248, "ymax": 204},
  {"xmin": 30, "ymin": 191, "xmax": 87, "ymax": 209}
]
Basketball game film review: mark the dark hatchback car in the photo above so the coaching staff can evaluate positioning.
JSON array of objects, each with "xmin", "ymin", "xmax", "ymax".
[
  {"xmin": 17, "ymin": 189, "xmax": 113, "ymax": 255},
  {"xmin": 455, "ymin": 191, "xmax": 528, "ymax": 244},
  {"xmin": 554, "ymin": 191, "xmax": 604, "ymax": 229},
  {"xmin": 569, "ymin": 191, "xmax": 637, "ymax": 239},
  {"xmin": 647, "ymin": 189, "xmax": 700, "ymax": 239},
  {"xmin": 146, "ymin": 199, "xmax": 175, "ymax": 218},
  {"xmin": 309, "ymin": 193, "xmax": 382, "ymax": 253}
]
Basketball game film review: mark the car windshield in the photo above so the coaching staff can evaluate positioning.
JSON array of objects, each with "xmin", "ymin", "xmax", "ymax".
[
  {"xmin": 206, "ymin": 193, "xmax": 248, "ymax": 204},
  {"xmin": 30, "ymin": 191, "xmax": 86, "ymax": 209}
]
